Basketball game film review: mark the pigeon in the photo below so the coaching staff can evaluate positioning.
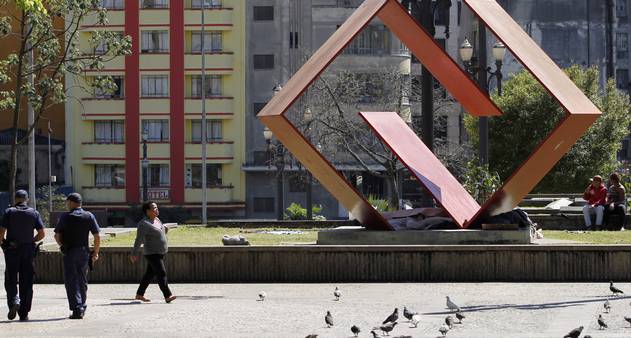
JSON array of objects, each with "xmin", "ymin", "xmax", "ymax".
[
  {"xmin": 625, "ymin": 316, "xmax": 631, "ymax": 327},
  {"xmin": 325, "ymin": 311, "xmax": 334, "ymax": 328},
  {"xmin": 258, "ymin": 291, "xmax": 266, "ymax": 301},
  {"xmin": 403, "ymin": 306, "xmax": 417, "ymax": 321},
  {"xmin": 375, "ymin": 322, "xmax": 397, "ymax": 336},
  {"xmin": 351, "ymin": 325, "xmax": 360, "ymax": 337},
  {"xmin": 455, "ymin": 309, "xmax": 465, "ymax": 324},
  {"xmin": 445, "ymin": 315, "xmax": 455, "ymax": 329},
  {"xmin": 370, "ymin": 331, "xmax": 382, "ymax": 338},
  {"xmin": 598, "ymin": 314, "xmax": 608, "ymax": 329},
  {"xmin": 584, "ymin": 336, "xmax": 592, "ymax": 338},
  {"xmin": 610, "ymin": 281, "xmax": 625, "ymax": 295},
  {"xmin": 604, "ymin": 298, "xmax": 611, "ymax": 313},
  {"xmin": 383, "ymin": 308, "xmax": 399, "ymax": 324},
  {"xmin": 446, "ymin": 296, "xmax": 460, "ymax": 312},
  {"xmin": 410, "ymin": 314, "xmax": 421, "ymax": 328},
  {"xmin": 439, "ymin": 324, "xmax": 450, "ymax": 337},
  {"xmin": 305, "ymin": 335, "xmax": 318, "ymax": 338},
  {"xmin": 334, "ymin": 286, "xmax": 341, "ymax": 301},
  {"xmin": 563, "ymin": 326, "xmax": 583, "ymax": 338}
]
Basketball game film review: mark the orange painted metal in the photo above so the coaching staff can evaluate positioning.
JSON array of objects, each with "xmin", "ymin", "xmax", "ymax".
[{"xmin": 360, "ymin": 112, "xmax": 481, "ymax": 228}]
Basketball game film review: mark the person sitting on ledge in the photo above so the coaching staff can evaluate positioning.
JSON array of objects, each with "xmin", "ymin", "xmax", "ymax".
[
  {"xmin": 604, "ymin": 172, "xmax": 627, "ymax": 231},
  {"xmin": 582, "ymin": 175, "xmax": 607, "ymax": 230}
]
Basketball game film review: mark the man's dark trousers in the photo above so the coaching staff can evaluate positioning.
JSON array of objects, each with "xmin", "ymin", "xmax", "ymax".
[
  {"xmin": 4, "ymin": 244, "xmax": 35, "ymax": 317},
  {"xmin": 63, "ymin": 247, "xmax": 89, "ymax": 312}
]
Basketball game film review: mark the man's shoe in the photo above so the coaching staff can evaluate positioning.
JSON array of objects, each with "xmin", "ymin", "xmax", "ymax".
[
  {"xmin": 165, "ymin": 295, "xmax": 176, "ymax": 303},
  {"xmin": 19, "ymin": 315, "xmax": 28, "ymax": 321},
  {"xmin": 7, "ymin": 303, "xmax": 19, "ymax": 320},
  {"xmin": 135, "ymin": 295, "xmax": 151, "ymax": 302},
  {"xmin": 69, "ymin": 310, "xmax": 83, "ymax": 319}
]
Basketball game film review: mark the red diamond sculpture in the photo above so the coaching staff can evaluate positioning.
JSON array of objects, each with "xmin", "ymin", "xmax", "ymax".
[{"xmin": 257, "ymin": 0, "xmax": 602, "ymax": 230}]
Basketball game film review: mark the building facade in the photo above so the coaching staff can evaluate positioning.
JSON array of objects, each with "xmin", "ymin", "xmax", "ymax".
[{"xmin": 65, "ymin": 0, "xmax": 246, "ymax": 218}]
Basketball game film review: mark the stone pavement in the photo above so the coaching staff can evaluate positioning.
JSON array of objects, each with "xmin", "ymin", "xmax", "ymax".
[{"xmin": 0, "ymin": 282, "xmax": 630, "ymax": 337}]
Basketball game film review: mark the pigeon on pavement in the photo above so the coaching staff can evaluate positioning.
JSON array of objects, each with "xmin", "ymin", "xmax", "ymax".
[
  {"xmin": 410, "ymin": 314, "xmax": 421, "ymax": 328},
  {"xmin": 351, "ymin": 325, "xmax": 360, "ymax": 337},
  {"xmin": 383, "ymin": 308, "xmax": 399, "ymax": 324},
  {"xmin": 455, "ymin": 309, "xmax": 465, "ymax": 324},
  {"xmin": 446, "ymin": 296, "xmax": 460, "ymax": 312},
  {"xmin": 439, "ymin": 324, "xmax": 450, "ymax": 337},
  {"xmin": 610, "ymin": 281, "xmax": 624, "ymax": 295},
  {"xmin": 625, "ymin": 316, "xmax": 631, "ymax": 327},
  {"xmin": 584, "ymin": 335, "xmax": 592, "ymax": 338},
  {"xmin": 334, "ymin": 286, "xmax": 341, "ymax": 301},
  {"xmin": 445, "ymin": 315, "xmax": 455, "ymax": 329},
  {"xmin": 403, "ymin": 306, "xmax": 417, "ymax": 321},
  {"xmin": 375, "ymin": 322, "xmax": 397, "ymax": 336},
  {"xmin": 598, "ymin": 314, "xmax": 608, "ymax": 329},
  {"xmin": 325, "ymin": 311, "xmax": 334, "ymax": 328},
  {"xmin": 370, "ymin": 330, "xmax": 382, "ymax": 338},
  {"xmin": 258, "ymin": 291, "xmax": 266, "ymax": 301},
  {"xmin": 604, "ymin": 298, "xmax": 611, "ymax": 313},
  {"xmin": 305, "ymin": 335, "xmax": 318, "ymax": 338},
  {"xmin": 563, "ymin": 326, "xmax": 583, "ymax": 338}
]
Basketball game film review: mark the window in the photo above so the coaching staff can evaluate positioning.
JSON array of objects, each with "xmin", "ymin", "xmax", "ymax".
[
  {"xmin": 94, "ymin": 32, "xmax": 124, "ymax": 54},
  {"xmin": 344, "ymin": 25, "xmax": 388, "ymax": 55},
  {"xmin": 289, "ymin": 31, "xmax": 299, "ymax": 49},
  {"xmin": 433, "ymin": 0, "xmax": 448, "ymax": 26},
  {"xmin": 616, "ymin": 69, "xmax": 629, "ymax": 89},
  {"xmin": 98, "ymin": 0, "xmax": 124, "ymax": 9},
  {"xmin": 253, "ymin": 102, "xmax": 267, "ymax": 115},
  {"xmin": 191, "ymin": 0, "xmax": 221, "ymax": 8},
  {"xmin": 618, "ymin": 0, "xmax": 627, "ymax": 18},
  {"xmin": 141, "ymin": 0, "xmax": 168, "ymax": 9},
  {"xmin": 185, "ymin": 164, "xmax": 222, "ymax": 187},
  {"xmin": 617, "ymin": 32, "xmax": 629, "ymax": 59},
  {"xmin": 191, "ymin": 75, "xmax": 221, "ymax": 97},
  {"xmin": 141, "ymin": 75, "xmax": 168, "ymax": 97},
  {"xmin": 191, "ymin": 31, "xmax": 222, "ymax": 52},
  {"xmin": 142, "ymin": 119, "xmax": 169, "ymax": 142},
  {"xmin": 141, "ymin": 30, "xmax": 169, "ymax": 53},
  {"xmin": 95, "ymin": 76, "xmax": 124, "ymax": 98},
  {"xmin": 148, "ymin": 164, "xmax": 169, "ymax": 187},
  {"xmin": 191, "ymin": 120, "xmax": 222, "ymax": 142},
  {"xmin": 253, "ymin": 197, "xmax": 275, "ymax": 212},
  {"xmin": 94, "ymin": 120, "xmax": 124, "ymax": 143},
  {"xmin": 253, "ymin": 54, "xmax": 274, "ymax": 70},
  {"xmin": 253, "ymin": 6, "xmax": 274, "ymax": 21},
  {"xmin": 95, "ymin": 165, "xmax": 125, "ymax": 187}
]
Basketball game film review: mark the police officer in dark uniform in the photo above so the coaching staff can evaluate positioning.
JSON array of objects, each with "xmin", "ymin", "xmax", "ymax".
[
  {"xmin": 54, "ymin": 193, "xmax": 100, "ymax": 319},
  {"xmin": 0, "ymin": 190, "xmax": 46, "ymax": 321}
]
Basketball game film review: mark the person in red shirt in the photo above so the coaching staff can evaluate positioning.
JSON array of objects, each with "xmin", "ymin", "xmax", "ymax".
[{"xmin": 582, "ymin": 175, "xmax": 607, "ymax": 230}]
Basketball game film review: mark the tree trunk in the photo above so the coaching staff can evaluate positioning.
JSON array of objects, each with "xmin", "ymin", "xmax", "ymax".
[
  {"xmin": 9, "ymin": 11, "xmax": 27, "ymax": 206},
  {"xmin": 384, "ymin": 172, "xmax": 400, "ymax": 211}
]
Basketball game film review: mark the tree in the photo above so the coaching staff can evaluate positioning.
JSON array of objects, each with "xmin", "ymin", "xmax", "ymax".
[
  {"xmin": 0, "ymin": 0, "xmax": 131, "ymax": 202},
  {"xmin": 465, "ymin": 65, "xmax": 631, "ymax": 192}
]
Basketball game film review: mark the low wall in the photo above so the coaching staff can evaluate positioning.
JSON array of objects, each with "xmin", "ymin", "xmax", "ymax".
[{"xmin": 34, "ymin": 245, "xmax": 631, "ymax": 283}]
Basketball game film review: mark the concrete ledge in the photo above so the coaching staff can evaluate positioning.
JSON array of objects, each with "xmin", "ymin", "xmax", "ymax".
[
  {"xmin": 316, "ymin": 227, "xmax": 531, "ymax": 245},
  {"xmin": 33, "ymin": 244, "xmax": 631, "ymax": 283}
]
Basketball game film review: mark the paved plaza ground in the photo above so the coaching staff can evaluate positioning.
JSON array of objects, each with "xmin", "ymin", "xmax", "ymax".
[{"xmin": 0, "ymin": 281, "xmax": 630, "ymax": 337}]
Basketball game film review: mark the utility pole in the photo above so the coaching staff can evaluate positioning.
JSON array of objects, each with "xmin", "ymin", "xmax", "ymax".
[
  {"xmin": 477, "ymin": 21, "xmax": 489, "ymax": 165},
  {"xmin": 27, "ymin": 19, "xmax": 36, "ymax": 208},
  {"xmin": 201, "ymin": 0, "xmax": 208, "ymax": 225}
]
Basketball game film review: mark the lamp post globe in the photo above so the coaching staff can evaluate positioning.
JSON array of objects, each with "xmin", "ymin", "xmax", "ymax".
[
  {"xmin": 459, "ymin": 38, "xmax": 473, "ymax": 62},
  {"xmin": 492, "ymin": 41, "xmax": 506, "ymax": 62}
]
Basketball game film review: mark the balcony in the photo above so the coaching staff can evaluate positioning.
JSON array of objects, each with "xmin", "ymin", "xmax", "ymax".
[
  {"xmin": 185, "ymin": 142, "xmax": 234, "ymax": 160},
  {"xmin": 185, "ymin": 98, "xmax": 233, "ymax": 115},
  {"xmin": 80, "ymin": 144, "xmax": 125, "ymax": 162},
  {"xmin": 184, "ymin": 9, "xmax": 233, "ymax": 28},
  {"xmin": 142, "ymin": 143, "xmax": 171, "ymax": 159},
  {"xmin": 139, "ymin": 9, "xmax": 170, "ymax": 26},
  {"xmin": 184, "ymin": 186, "xmax": 234, "ymax": 203},
  {"xmin": 184, "ymin": 53, "xmax": 233, "ymax": 71},
  {"xmin": 80, "ymin": 99, "xmax": 125, "ymax": 119},
  {"xmin": 140, "ymin": 54, "xmax": 170, "ymax": 69},
  {"xmin": 82, "ymin": 10, "xmax": 124, "ymax": 27},
  {"xmin": 140, "ymin": 98, "xmax": 170, "ymax": 113},
  {"xmin": 81, "ymin": 187, "xmax": 126, "ymax": 203}
]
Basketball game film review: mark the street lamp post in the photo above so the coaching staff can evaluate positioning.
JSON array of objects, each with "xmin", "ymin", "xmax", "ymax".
[
  {"xmin": 263, "ymin": 126, "xmax": 286, "ymax": 221},
  {"xmin": 141, "ymin": 128, "xmax": 149, "ymax": 202},
  {"xmin": 47, "ymin": 121, "xmax": 53, "ymax": 213},
  {"xmin": 303, "ymin": 107, "xmax": 314, "ymax": 220}
]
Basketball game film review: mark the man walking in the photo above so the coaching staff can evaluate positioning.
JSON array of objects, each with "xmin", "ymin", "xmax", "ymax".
[
  {"xmin": 0, "ymin": 190, "xmax": 45, "ymax": 321},
  {"xmin": 583, "ymin": 175, "xmax": 607, "ymax": 230},
  {"xmin": 54, "ymin": 193, "xmax": 100, "ymax": 319}
]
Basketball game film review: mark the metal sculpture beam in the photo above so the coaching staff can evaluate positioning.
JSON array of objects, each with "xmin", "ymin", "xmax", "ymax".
[{"xmin": 257, "ymin": 0, "xmax": 601, "ymax": 230}]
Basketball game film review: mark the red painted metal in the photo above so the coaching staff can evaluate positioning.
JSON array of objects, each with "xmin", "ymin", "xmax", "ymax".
[
  {"xmin": 360, "ymin": 112, "xmax": 480, "ymax": 228},
  {"xmin": 124, "ymin": 0, "xmax": 140, "ymax": 203},
  {"xmin": 170, "ymin": 0, "xmax": 185, "ymax": 204}
]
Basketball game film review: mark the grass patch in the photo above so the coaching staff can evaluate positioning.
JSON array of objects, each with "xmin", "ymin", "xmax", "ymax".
[
  {"xmin": 103, "ymin": 226, "xmax": 320, "ymax": 246},
  {"xmin": 544, "ymin": 230, "xmax": 631, "ymax": 244}
]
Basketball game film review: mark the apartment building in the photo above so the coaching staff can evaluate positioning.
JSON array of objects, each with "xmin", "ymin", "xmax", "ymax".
[{"xmin": 65, "ymin": 0, "xmax": 246, "ymax": 218}]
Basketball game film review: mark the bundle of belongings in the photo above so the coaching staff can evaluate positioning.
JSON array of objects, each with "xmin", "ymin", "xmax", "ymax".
[
  {"xmin": 221, "ymin": 234, "xmax": 250, "ymax": 246},
  {"xmin": 384, "ymin": 207, "xmax": 534, "ymax": 230}
]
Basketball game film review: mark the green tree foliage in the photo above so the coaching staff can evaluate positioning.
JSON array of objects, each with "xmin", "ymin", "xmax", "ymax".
[
  {"xmin": 0, "ymin": 0, "xmax": 131, "ymax": 200},
  {"xmin": 284, "ymin": 202, "xmax": 324, "ymax": 220},
  {"xmin": 465, "ymin": 66, "xmax": 631, "ymax": 192}
]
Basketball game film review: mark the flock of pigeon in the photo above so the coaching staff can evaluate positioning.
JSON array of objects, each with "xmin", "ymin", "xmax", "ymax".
[{"xmin": 255, "ymin": 282, "xmax": 631, "ymax": 337}]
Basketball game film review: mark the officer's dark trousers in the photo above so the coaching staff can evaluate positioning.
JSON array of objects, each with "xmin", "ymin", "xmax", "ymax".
[
  {"xmin": 4, "ymin": 244, "xmax": 34, "ymax": 316},
  {"xmin": 136, "ymin": 254, "xmax": 172, "ymax": 298},
  {"xmin": 62, "ymin": 247, "xmax": 89, "ymax": 312}
]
